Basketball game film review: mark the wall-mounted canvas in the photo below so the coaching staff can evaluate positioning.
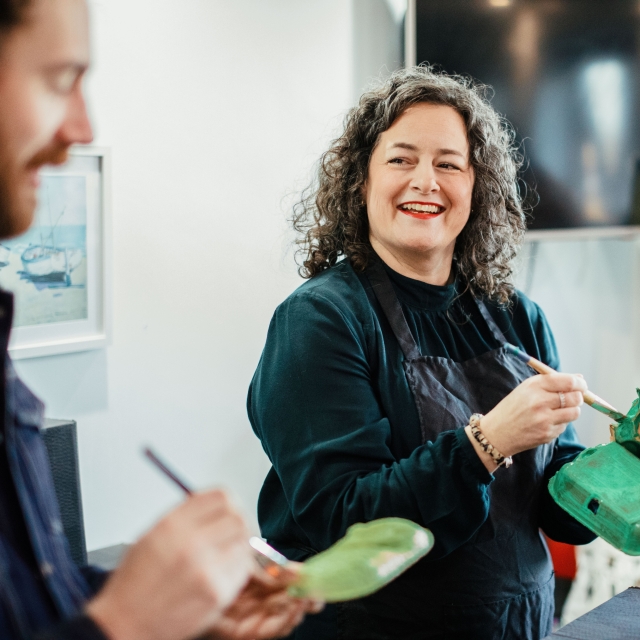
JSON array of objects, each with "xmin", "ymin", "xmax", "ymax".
[{"xmin": 0, "ymin": 147, "xmax": 111, "ymax": 359}]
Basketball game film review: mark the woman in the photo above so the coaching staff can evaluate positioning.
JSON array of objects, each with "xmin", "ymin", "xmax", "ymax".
[{"xmin": 248, "ymin": 67, "xmax": 595, "ymax": 640}]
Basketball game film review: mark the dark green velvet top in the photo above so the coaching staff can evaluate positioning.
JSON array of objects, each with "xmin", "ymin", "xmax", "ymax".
[{"xmin": 248, "ymin": 260, "xmax": 595, "ymax": 561}]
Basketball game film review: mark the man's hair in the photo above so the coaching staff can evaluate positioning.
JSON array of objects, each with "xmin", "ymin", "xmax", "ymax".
[
  {"xmin": 0, "ymin": 0, "xmax": 31, "ymax": 35},
  {"xmin": 291, "ymin": 65, "xmax": 529, "ymax": 305}
]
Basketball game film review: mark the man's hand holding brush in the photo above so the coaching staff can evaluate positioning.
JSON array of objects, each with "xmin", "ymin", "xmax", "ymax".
[
  {"xmin": 86, "ymin": 445, "xmax": 323, "ymax": 640},
  {"xmin": 86, "ymin": 489, "xmax": 255, "ymax": 640}
]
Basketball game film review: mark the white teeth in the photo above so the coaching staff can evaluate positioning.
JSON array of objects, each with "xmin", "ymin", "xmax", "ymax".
[{"xmin": 400, "ymin": 203, "xmax": 443, "ymax": 213}]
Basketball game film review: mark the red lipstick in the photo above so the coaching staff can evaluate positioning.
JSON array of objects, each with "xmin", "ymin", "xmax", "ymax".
[{"xmin": 397, "ymin": 201, "xmax": 445, "ymax": 220}]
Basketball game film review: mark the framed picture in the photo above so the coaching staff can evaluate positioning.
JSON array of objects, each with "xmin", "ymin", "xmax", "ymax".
[{"xmin": 0, "ymin": 146, "xmax": 112, "ymax": 359}]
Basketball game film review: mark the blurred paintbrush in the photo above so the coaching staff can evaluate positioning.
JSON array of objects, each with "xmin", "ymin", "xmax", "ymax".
[{"xmin": 143, "ymin": 447, "xmax": 290, "ymax": 577}]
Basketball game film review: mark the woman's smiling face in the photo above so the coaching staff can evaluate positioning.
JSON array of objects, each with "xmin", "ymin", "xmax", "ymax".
[{"xmin": 365, "ymin": 103, "xmax": 475, "ymax": 272}]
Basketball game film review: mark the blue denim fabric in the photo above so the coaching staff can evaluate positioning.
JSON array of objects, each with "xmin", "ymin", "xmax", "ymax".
[
  {"xmin": 0, "ymin": 361, "xmax": 94, "ymax": 637},
  {"xmin": 0, "ymin": 289, "xmax": 95, "ymax": 638}
]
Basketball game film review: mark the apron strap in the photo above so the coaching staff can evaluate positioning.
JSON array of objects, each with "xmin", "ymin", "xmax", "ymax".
[
  {"xmin": 366, "ymin": 260, "xmax": 422, "ymax": 360},
  {"xmin": 475, "ymin": 296, "xmax": 508, "ymax": 345}
]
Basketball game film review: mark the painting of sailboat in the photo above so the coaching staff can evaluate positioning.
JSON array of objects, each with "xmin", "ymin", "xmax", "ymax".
[
  {"xmin": 21, "ymin": 246, "xmax": 83, "ymax": 283},
  {"xmin": 0, "ymin": 174, "xmax": 88, "ymax": 327}
]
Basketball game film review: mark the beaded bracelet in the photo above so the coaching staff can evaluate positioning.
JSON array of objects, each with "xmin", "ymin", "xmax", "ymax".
[{"xmin": 468, "ymin": 413, "xmax": 513, "ymax": 469}]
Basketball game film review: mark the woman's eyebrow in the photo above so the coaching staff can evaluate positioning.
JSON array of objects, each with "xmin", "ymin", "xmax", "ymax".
[
  {"xmin": 437, "ymin": 148, "xmax": 466, "ymax": 158},
  {"xmin": 388, "ymin": 142, "xmax": 419, "ymax": 151},
  {"xmin": 388, "ymin": 142, "xmax": 466, "ymax": 158}
]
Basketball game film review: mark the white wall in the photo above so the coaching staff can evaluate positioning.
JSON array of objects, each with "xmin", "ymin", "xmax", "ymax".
[
  {"xmin": 515, "ymin": 237, "xmax": 640, "ymax": 448},
  {"xmin": 352, "ymin": 0, "xmax": 402, "ymax": 102},
  {"xmin": 15, "ymin": 0, "xmax": 353, "ymax": 550}
]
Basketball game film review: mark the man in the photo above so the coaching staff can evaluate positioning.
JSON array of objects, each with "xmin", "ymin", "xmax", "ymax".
[{"xmin": 0, "ymin": 0, "xmax": 316, "ymax": 638}]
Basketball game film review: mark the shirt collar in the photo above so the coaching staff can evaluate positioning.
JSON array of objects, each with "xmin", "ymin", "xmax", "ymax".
[
  {"xmin": 0, "ymin": 290, "xmax": 13, "ymax": 344},
  {"xmin": 381, "ymin": 261, "xmax": 458, "ymax": 311}
]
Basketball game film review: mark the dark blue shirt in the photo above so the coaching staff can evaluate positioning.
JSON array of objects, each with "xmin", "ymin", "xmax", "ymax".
[{"xmin": 0, "ymin": 291, "xmax": 107, "ymax": 639}]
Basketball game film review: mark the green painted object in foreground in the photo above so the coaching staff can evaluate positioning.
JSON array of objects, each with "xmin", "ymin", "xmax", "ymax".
[
  {"xmin": 289, "ymin": 518, "xmax": 434, "ymax": 602},
  {"xmin": 549, "ymin": 389, "xmax": 640, "ymax": 555},
  {"xmin": 614, "ymin": 388, "xmax": 640, "ymax": 455}
]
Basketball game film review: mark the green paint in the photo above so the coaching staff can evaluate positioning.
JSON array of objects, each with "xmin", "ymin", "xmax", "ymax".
[
  {"xmin": 590, "ymin": 401, "xmax": 627, "ymax": 423},
  {"xmin": 289, "ymin": 518, "xmax": 434, "ymax": 602},
  {"xmin": 614, "ymin": 389, "xmax": 640, "ymax": 456},
  {"xmin": 549, "ymin": 389, "xmax": 640, "ymax": 555}
]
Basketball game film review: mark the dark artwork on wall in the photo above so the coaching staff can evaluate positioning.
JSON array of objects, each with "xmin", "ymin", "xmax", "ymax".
[{"xmin": 415, "ymin": 0, "xmax": 640, "ymax": 230}]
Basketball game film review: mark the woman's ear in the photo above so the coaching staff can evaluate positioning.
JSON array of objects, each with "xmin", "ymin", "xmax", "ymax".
[{"xmin": 358, "ymin": 181, "xmax": 368, "ymax": 208}]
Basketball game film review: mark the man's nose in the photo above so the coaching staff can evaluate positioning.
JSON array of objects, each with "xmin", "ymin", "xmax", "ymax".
[{"xmin": 56, "ymin": 87, "xmax": 94, "ymax": 146}]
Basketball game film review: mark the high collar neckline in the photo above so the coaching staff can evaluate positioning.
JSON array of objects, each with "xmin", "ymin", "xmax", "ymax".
[{"xmin": 380, "ymin": 261, "xmax": 458, "ymax": 311}]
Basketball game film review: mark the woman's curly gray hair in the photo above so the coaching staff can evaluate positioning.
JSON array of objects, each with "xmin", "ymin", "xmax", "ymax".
[{"xmin": 292, "ymin": 65, "xmax": 528, "ymax": 304}]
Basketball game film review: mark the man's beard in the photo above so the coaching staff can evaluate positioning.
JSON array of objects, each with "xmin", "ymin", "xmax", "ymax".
[
  {"xmin": 0, "ymin": 141, "xmax": 70, "ymax": 239},
  {"xmin": 0, "ymin": 155, "xmax": 21, "ymax": 239}
]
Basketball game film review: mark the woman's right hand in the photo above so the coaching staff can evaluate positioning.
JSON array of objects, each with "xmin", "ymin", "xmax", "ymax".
[{"xmin": 478, "ymin": 373, "xmax": 588, "ymax": 459}]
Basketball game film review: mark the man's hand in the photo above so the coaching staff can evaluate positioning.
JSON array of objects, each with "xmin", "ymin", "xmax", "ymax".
[
  {"xmin": 206, "ymin": 563, "xmax": 324, "ymax": 640},
  {"xmin": 86, "ymin": 490, "xmax": 254, "ymax": 640}
]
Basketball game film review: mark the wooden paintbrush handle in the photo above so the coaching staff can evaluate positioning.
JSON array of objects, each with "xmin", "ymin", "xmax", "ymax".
[
  {"xmin": 529, "ymin": 362, "xmax": 615, "ymax": 412},
  {"xmin": 505, "ymin": 343, "xmax": 626, "ymax": 421},
  {"xmin": 583, "ymin": 390, "xmax": 599, "ymax": 408},
  {"xmin": 583, "ymin": 390, "xmax": 617, "ymax": 413},
  {"xmin": 524, "ymin": 358, "xmax": 555, "ymax": 376}
]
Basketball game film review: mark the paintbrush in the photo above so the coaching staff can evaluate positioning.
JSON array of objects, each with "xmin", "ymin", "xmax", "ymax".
[
  {"xmin": 505, "ymin": 343, "xmax": 627, "ymax": 423},
  {"xmin": 143, "ymin": 447, "xmax": 290, "ymax": 577}
]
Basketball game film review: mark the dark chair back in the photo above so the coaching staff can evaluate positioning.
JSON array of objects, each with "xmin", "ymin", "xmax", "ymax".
[{"xmin": 41, "ymin": 419, "xmax": 87, "ymax": 567}]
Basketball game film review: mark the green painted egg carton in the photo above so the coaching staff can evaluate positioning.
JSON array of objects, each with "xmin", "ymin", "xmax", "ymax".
[
  {"xmin": 290, "ymin": 517, "xmax": 434, "ymax": 602},
  {"xmin": 549, "ymin": 389, "xmax": 640, "ymax": 555}
]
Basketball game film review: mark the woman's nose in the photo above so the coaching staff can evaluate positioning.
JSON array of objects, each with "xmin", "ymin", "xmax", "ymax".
[{"xmin": 410, "ymin": 166, "xmax": 439, "ymax": 194}]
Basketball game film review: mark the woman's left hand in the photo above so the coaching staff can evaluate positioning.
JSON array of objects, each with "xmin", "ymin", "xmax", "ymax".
[{"xmin": 204, "ymin": 562, "xmax": 324, "ymax": 640}]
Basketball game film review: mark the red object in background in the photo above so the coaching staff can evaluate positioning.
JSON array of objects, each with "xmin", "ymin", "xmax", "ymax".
[{"xmin": 546, "ymin": 537, "xmax": 577, "ymax": 580}]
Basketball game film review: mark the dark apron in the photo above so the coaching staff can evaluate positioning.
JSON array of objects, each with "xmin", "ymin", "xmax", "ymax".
[{"xmin": 292, "ymin": 262, "xmax": 555, "ymax": 640}]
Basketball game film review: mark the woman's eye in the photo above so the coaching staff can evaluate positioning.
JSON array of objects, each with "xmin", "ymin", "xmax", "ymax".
[
  {"xmin": 439, "ymin": 162, "xmax": 461, "ymax": 171},
  {"xmin": 388, "ymin": 157, "xmax": 408, "ymax": 165}
]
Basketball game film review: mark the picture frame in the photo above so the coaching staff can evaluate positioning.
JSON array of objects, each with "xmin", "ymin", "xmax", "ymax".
[{"xmin": 0, "ymin": 146, "xmax": 112, "ymax": 359}]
